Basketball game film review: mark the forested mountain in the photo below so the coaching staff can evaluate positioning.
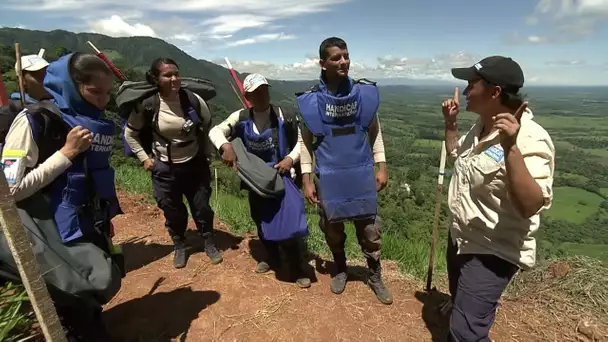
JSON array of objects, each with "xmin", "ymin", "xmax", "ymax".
[{"xmin": 0, "ymin": 27, "xmax": 315, "ymax": 114}]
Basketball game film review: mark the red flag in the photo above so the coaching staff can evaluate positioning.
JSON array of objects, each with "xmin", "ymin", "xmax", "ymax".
[
  {"xmin": 0, "ymin": 65, "xmax": 9, "ymax": 106},
  {"xmin": 86, "ymin": 41, "xmax": 127, "ymax": 81},
  {"xmin": 224, "ymin": 57, "xmax": 251, "ymax": 109}
]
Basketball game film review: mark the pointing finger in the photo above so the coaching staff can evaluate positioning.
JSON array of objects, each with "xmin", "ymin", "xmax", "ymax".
[
  {"xmin": 514, "ymin": 101, "xmax": 528, "ymax": 122},
  {"xmin": 453, "ymin": 87, "xmax": 459, "ymax": 105}
]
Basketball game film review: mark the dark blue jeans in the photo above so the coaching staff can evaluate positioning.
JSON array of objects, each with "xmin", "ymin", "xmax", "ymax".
[
  {"xmin": 151, "ymin": 154, "xmax": 214, "ymax": 242},
  {"xmin": 446, "ymin": 234, "xmax": 519, "ymax": 342}
]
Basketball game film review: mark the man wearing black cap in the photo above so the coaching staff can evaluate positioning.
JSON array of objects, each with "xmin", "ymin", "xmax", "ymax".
[{"xmin": 440, "ymin": 56, "xmax": 555, "ymax": 341}]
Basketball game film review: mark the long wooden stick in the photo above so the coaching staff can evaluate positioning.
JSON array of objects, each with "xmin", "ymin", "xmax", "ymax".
[
  {"xmin": 425, "ymin": 140, "xmax": 447, "ymax": 292},
  {"xmin": 0, "ymin": 44, "xmax": 66, "ymax": 342},
  {"xmin": 14, "ymin": 43, "xmax": 26, "ymax": 108}
]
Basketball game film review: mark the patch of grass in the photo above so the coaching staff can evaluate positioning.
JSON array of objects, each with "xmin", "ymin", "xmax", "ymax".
[
  {"xmin": 413, "ymin": 139, "xmax": 441, "ymax": 149},
  {"xmin": 112, "ymin": 159, "xmax": 448, "ymax": 280},
  {"xmin": 0, "ymin": 282, "xmax": 38, "ymax": 342},
  {"xmin": 545, "ymin": 187, "xmax": 604, "ymax": 223},
  {"xmin": 505, "ymin": 256, "xmax": 608, "ymax": 339},
  {"xmin": 561, "ymin": 242, "xmax": 608, "ymax": 263}
]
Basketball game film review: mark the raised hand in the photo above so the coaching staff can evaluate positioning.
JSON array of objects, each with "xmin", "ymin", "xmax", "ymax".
[
  {"xmin": 492, "ymin": 101, "xmax": 528, "ymax": 150},
  {"xmin": 442, "ymin": 87, "xmax": 460, "ymax": 124}
]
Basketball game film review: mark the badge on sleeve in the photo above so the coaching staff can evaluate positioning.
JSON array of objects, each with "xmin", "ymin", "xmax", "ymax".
[
  {"xmin": 483, "ymin": 145, "xmax": 504, "ymax": 163},
  {"xmin": 1, "ymin": 150, "xmax": 27, "ymax": 186}
]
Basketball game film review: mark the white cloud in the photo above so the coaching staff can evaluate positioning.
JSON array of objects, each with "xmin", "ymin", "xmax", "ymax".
[
  {"xmin": 545, "ymin": 59, "xmax": 586, "ymax": 66},
  {"xmin": 224, "ymin": 33, "xmax": 296, "ymax": 47},
  {"xmin": 513, "ymin": 0, "xmax": 608, "ymax": 44},
  {"xmin": 90, "ymin": 15, "xmax": 157, "ymax": 38},
  {"xmin": 216, "ymin": 52, "xmax": 479, "ymax": 81},
  {"xmin": 202, "ymin": 15, "xmax": 271, "ymax": 35}
]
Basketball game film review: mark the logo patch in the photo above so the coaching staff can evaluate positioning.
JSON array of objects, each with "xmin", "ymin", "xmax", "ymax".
[{"xmin": 483, "ymin": 145, "xmax": 504, "ymax": 163}]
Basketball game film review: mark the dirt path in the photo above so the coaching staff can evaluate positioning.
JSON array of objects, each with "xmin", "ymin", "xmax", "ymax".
[{"xmin": 103, "ymin": 191, "xmax": 546, "ymax": 342}]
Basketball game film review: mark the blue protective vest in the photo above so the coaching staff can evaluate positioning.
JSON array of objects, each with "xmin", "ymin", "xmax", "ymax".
[
  {"xmin": 234, "ymin": 107, "xmax": 309, "ymax": 241},
  {"xmin": 234, "ymin": 107, "xmax": 290, "ymax": 165},
  {"xmin": 296, "ymin": 78, "xmax": 380, "ymax": 222},
  {"xmin": 49, "ymin": 114, "xmax": 120, "ymax": 243}
]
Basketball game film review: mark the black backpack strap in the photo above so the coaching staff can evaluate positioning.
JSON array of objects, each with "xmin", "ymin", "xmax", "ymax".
[
  {"xmin": 25, "ymin": 102, "xmax": 68, "ymax": 166},
  {"xmin": 277, "ymin": 105, "xmax": 299, "ymax": 152}
]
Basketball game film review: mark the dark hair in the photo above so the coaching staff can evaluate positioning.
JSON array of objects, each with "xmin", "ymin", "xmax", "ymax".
[
  {"xmin": 69, "ymin": 53, "xmax": 112, "ymax": 85},
  {"xmin": 319, "ymin": 37, "xmax": 347, "ymax": 61},
  {"xmin": 145, "ymin": 57, "xmax": 179, "ymax": 86},
  {"xmin": 482, "ymin": 81, "xmax": 526, "ymax": 111}
]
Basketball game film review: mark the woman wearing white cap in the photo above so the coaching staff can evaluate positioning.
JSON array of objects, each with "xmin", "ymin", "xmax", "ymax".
[
  {"xmin": 209, "ymin": 73, "xmax": 311, "ymax": 288},
  {"xmin": 10, "ymin": 50, "xmax": 52, "ymax": 105},
  {"xmin": 440, "ymin": 56, "xmax": 555, "ymax": 341}
]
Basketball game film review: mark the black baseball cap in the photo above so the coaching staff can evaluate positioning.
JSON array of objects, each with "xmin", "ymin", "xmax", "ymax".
[{"xmin": 451, "ymin": 56, "xmax": 524, "ymax": 89}]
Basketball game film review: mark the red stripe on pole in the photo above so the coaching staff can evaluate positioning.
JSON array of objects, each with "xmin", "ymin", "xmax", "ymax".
[{"xmin": 0, "ymin": 66, "xmax": 9, "ymax": 107}]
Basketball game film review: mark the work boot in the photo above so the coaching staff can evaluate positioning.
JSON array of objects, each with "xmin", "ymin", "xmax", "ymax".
[
  {"xmin": 202, "ymin": 232, "xmax": 223, "ymax": 264},
  {"xmin": 330, "ymin": 252, "xmax": 348, "ymax": 294},
  {"xmin": 172, "ymin": 237, "xmax": 187, "ymax": 269},
  {"xmin": 367, "ymin": 258, "xmax": 393, "ymax": 305},
  {"xmin": 256, "ymin": 261, "xmax": 271, "ymax": 273},
  {"xmin": 255, "ymin": 259, "xmax": 280, "ymax": 273},
  {"xmin": 293, "ymin": 263, "xmax": 312, "ymax": 289}
]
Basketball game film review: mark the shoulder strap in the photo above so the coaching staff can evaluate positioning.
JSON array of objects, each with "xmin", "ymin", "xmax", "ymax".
[
  {"xmin": 25, "ymin": 102, "xmax": 68, "ymax": 164},
  {"xmin": 295, "ymin": 84, "xmax": 320, "ymax": 97},
  {"xmin": 277, "ymin": 106, "xmax": 299, "ymax": 152},
  {"xmin": 354, "ymin": 78, "xmax": 377, "ymax": 85}
]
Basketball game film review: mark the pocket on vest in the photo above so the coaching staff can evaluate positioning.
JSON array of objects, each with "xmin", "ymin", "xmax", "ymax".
[
  {"xmin": 318, "ymin": 163, "xmax": 377, "ymax": 220},
  {"xmin": 55, "ymin": 203, "xmax": 89, "ymax": 242},
  {"xmin": 91, "ymin": 168, "xmax": 117, "ymax": 200}
]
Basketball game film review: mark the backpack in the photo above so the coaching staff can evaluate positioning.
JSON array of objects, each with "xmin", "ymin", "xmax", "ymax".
[
  {"xmin": 0, "ymin": 100, "xmax": 67, "ymax": 163},
  {"xmin": 115, "ymin": 77, "xmax": 217, "ymax": 159},
  {"xmin": 233, "ymin": 105, "xmax": 303, "ymax": 188}
]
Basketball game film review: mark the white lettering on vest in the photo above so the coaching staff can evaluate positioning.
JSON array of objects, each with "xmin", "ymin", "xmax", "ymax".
[
  {"xmin": 325, "ymin": 101, "xmax": 358, "ymax": 118},
  {"xmin": 248, "ymin": 137, "xmax": 274, "ymax": 153},
  {"xmin": 90, "ymin": 133, "xmax": 114, "ymax": 153}
]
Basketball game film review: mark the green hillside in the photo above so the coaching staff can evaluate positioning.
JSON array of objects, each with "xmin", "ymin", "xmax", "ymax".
[{"xmin": 0, "ymin": 27, "xmax": 315, "ymax": 114}]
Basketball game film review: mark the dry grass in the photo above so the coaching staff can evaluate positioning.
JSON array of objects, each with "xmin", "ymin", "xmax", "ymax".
[{"xmin": 503, "ymin": 256, "xmax": 608, "ymax": 341}]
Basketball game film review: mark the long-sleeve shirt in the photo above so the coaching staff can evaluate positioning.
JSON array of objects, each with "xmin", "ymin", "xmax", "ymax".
[
  {"xmin": 1, "ymin": 110, "xmax": 72, "ymax": 202},
  {"xmin": 123, "ymin": 93, "xmax": 214, "ymax": 164},
  {"xmin": 208, "ymin": 105, "xmax": 302, "ymax": 162},
  {"xmin": 447, "ymin": 108, "xmax": 555, "ymax": 269}
]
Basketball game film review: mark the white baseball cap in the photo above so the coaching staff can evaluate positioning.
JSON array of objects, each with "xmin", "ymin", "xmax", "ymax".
[
  {"xmin": 15, "ymin": 53, "xmax": 49, "ymax": 73},
  {"xmin": 243, "ymin": 73, "xmax": 270, "ymax": 93}
]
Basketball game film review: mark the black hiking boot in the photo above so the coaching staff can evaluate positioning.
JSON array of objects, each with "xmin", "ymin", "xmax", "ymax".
[
  {"xmin": 367, "ymin": 258, "xmax": 393, "ymax": 305},
  {"xmin": 172, "ymin": 237, "xmax": 187, "ymax": 269},
  {"xmin": 330, "ymin": 252, "xmax": 348, "ymax": 294},
  {"xmin": 202, "ymin": 232, "xmax": 223, "ymax": 264}
]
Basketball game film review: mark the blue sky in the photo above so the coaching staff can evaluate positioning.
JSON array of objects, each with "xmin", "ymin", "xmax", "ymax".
[{"xmin": 2, "ymin": 0, "xmax": 608, "ymax": 85}]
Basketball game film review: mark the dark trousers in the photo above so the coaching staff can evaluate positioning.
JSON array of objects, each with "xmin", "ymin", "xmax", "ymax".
[
  {"xmin": 248, "ymin": 192, "xmax": 303, "ymax": 268},
  {"xmin": 446, "ymin": 233, "xmax": 519, "ymax": 342},
  {"xmin": 151, "ymin": 155, "xmax": 214, "ymax": 242},
  {"xmin": 317, "ymin": 205, "xmax": 382, "ymax": 263}
]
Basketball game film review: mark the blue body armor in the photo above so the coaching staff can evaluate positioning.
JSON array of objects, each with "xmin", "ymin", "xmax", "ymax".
[
  {"xmin": 296, "ymin": 78, "xmax": 380, "ymax": 222},
  {"xmin": 233, "ymin": 107, "xmax": 309, "ymax": 241},
  {"xmin": 42, "ymin": 53, "xmax": 122, "ymax": 243},
  {"xmin": 50, "ymin": 114, "xmax": 120, "ymax": 242},
  {"xmin": 234, "ymin": 107, "xmax": 289, "ymax": 165}
]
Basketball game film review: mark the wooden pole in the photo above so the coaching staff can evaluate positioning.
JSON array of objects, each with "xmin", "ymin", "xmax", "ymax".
[
  {"xmin": 214, "ymin": 168, "xmax": 218, "ymax": 207},
  {"xmin": 14, "ymin": 43, "xmax": 26, "ymax": 108},
  {"xmin": 425, "ymin": 140, "xmax": 447, "ymax": 292}
]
